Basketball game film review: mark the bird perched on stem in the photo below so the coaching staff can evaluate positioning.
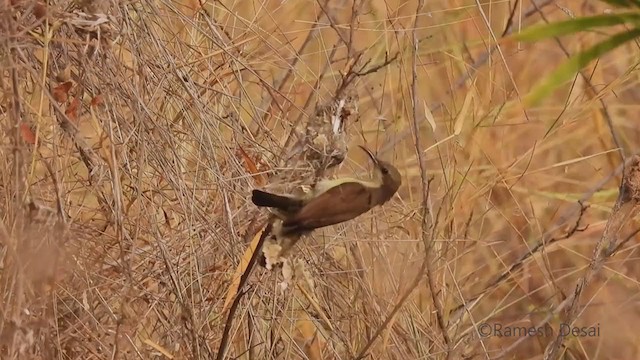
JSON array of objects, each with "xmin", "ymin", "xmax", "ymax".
[{"xmin": 252, "ymin": 145, "xmax": 401, "ymax": 236}]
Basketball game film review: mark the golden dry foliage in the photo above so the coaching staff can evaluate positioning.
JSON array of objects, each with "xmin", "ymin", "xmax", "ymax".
[{"xmin": 1, "ymin": 0, "xmax": 640, "ymax": 359}]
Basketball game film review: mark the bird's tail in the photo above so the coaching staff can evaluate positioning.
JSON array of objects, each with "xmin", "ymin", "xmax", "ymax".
[{"xmin": 251, "ymin": 190, "xmax": 303, "ymax": 212}]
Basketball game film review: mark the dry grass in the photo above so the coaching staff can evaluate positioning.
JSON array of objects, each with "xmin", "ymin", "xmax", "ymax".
[{"xmin": 1, "ymin": 0, "xmax": 640, "ymax": 359}]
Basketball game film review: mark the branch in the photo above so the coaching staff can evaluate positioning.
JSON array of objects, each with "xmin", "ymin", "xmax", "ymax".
[
  {"xmin": 215, "ymin": 220, "xmax": 272, "ymax": 360},
  {"xmin": 544, "ymin": 155, "xmax": 640, "ymax": 359}
]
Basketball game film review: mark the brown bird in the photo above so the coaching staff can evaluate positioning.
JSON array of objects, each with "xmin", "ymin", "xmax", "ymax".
[{"xmin": 252, "ymin": 145, "xmax": 401, "ymax": 235}]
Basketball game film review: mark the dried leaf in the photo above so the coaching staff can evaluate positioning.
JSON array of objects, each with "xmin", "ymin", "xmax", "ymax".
[
  {"xmin": 142, "ymin": 339, "xmax": 174, "ymax": 359},
  {"xmin": 65, "ymin": 97, "xmax": 81, "ymax": 122},
  {"xmin": 32, "ymin": 2, "xmax": 46, "ymax": 19},
  {"xmin": 52, "ymin": 81, "xmax": 73, "ymax": 103},
  {"xmin": 296, "ymin": 313, "xmax": 324, "ymax": 360},
  {"xmin": 222, "ymin": 229, "xmax": 263, "ymax": 312},
  {"xmin": 423, "ymin": 100, "xmax": 436, "ymax": 132},
  {"xmin": 453, "ymin": 81, "xmax": 475, "ymax": 135},
  {"xmin": 19, "ymin": 123, "xmax": 36, "ymax": 145},
  {"xmin": 237, "ymin": 146, "xmax": 266, "ymax": 186},
  {"xmin": 90, "ymin": 94, "xmax": 104, "ymax": 107}
]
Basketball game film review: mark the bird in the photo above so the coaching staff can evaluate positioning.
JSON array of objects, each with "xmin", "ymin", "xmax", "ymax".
[{"xmin": 251, "ymin": 145, "xmax": 401, "ymax": 236}]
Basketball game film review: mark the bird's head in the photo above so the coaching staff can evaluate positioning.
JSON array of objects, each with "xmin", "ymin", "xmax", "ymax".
[{"xmin": 359, "ymin": 145, "xmax": 402, "ymax": 203}]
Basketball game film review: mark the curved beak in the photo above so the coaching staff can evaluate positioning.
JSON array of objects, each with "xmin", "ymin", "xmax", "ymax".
[{"xmin": 358, "ymin": 145, "xmax": 380, "ymax": 167}]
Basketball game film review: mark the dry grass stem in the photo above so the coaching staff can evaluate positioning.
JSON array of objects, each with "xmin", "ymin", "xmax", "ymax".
[{"xmin": 1, "ymin": 1, "xmax": 639, "ymax": 359}]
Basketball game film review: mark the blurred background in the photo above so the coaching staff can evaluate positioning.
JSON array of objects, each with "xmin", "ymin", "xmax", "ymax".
[{"xmin": 1, "ymin": 0, "xmax": 639, "ymax": 359}]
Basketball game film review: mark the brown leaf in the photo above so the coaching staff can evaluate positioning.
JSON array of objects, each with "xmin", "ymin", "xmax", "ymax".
[
  {"xmin": 237, "ymin": 146, "xmax": 266, "ymax": 186},
  {"xmin": 52, "ymin": 81, "xmax": 73, "ymax": 103},
  {"xmin": 65, "ymin": 97, "xmax": 80, "ymax": 122},
  {"xmin": 90, "ymin": 94, "xmax": 104, "ymax": 107},
  {"xmin": 32, "ymin": 2, "xmax": 47, "ymax": 19},
  {"xmin": 223, "ymin": 229, "xmax": 263, "ymax": 312},
  {"xmin": 19, "ymin": 123, "xmax": 36, "ymax": 145}
]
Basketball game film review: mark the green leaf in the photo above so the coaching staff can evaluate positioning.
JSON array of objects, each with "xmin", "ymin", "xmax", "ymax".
[
  {"xmin": 600, "ymin": 0, "xmax": 640, "ymax": 8},
  {"xmin": 525, "ymin": 28, "xmax": 640, "ymax": 106},
  {"xmin": 513, "ymin": 12, "xmax": 640, "ymax": 42}
]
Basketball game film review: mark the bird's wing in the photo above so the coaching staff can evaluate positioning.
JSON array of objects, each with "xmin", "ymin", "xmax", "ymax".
[{"xmin": 283, "ymin": 182, "xmax": 374, "ymax": 232}]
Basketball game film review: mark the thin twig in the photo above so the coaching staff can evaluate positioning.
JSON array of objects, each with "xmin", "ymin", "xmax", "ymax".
[
  {"xmin": 352, "ymin": 181, "xmax": 434, "ymax": 360},
  {"xmin": 490, "ymin": 156, "xmax": 640, "ymax": 359},
  {"xmin": 544, "ymin": 155, "xmax": 640, "ymax": 359},
  {"xmin": 215, "ymin": 220, "xmax": 271, "ymax": 360},
  {"xmin": 410, "ymin": 1, "xmax": 451, "ymax": 356},
  {"xmin": 531, "ymin": 0, "xmax": 625, "ymax": 165},
  {"xmin": 449, "ymin": 152, "xmax": 640, "ymax": 323},
  {"xmin": 379, "ymin": 0, "xmax": 554, "ymax": 155}
]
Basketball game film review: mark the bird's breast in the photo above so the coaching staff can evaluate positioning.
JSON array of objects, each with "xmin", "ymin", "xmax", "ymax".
[{"xmin": 314, "ymin": 178, "xmax": 379, "ymax": 196}]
